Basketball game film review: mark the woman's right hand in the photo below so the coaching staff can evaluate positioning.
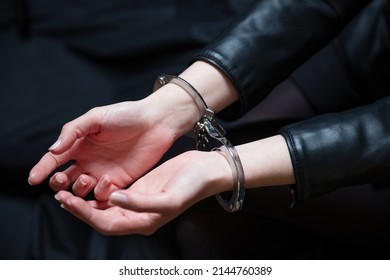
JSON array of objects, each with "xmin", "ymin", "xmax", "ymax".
[
  {"xmin": 27, "ymin": 85, "xmax": 198, "ymax": 201},
  {"xmin": 28, "ymin": 60, "xmax": 239, "ymax": 201}
]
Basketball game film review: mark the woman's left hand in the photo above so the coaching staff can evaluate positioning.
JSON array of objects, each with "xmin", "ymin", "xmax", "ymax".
[{"xmin": 54, "ymin": 150, "xmax": 233, "ymax": 235}]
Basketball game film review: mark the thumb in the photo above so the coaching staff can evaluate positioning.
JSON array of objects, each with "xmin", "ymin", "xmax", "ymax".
[
  {"xmin": 49, "ymin": 109, "xmax": 101, "ymax": 154},
  {"xmin": 109, "ymin": 191, "xmax": 182, "ymax": 213}
]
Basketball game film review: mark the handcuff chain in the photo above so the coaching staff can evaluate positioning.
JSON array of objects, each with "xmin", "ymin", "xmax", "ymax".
[
  {"xmin": 153, "ymin": 74, "xmax": 246, "ymax": 213},
  {"xmin": 194, "ymin": 117, "xmax": 245, "ymax": 212}
]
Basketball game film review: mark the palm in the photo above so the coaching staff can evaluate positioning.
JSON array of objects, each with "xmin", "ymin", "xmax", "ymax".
[
  {"xmin": 55, "ymin": 154, "xmax": 187, "ymax": 235},
  {"xmin": 83, "ymin": 203, "xmax": 169, "ymax": 236},
  {"xmin": 29, "ymin": 101, "xmax": 176, "ymax": 196},
  {"xmin": 58, "ymin": 196, "xmax": 174, "ymax": 235},
  {"xmin": 65, "ymin": 122, "xmax": 173, "ymax": 189}
]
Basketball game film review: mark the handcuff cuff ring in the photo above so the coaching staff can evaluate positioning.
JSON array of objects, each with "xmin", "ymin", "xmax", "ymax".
[{"xmin": 153, "ymin": 74, "xmax": 246, "ymax": 213}]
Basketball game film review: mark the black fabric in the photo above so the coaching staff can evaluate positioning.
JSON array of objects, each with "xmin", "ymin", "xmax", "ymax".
[
  {"xmin": 292, "ymin": 0, "xmax": 390, "ymax": 114},
  {"xmin": 193, "ymin": 0, "xmax": 370, "ymax": 119},
  {"xmin": 193, "ymin": 0, "xmax": 390, "ymax": 201},
  {"xmin": 281, "ymin": 97, "xmax": 390, "ymax": 200},
  {"xmin": 281, "ymin": 0, "xmax": 390, "ymax": 200},
  {"xmin": 2, "ymin": 0, "xmax": 389, "ymax": 260},
  {"xmin": 175, "ymin": 80, "xmax": 390, "ymax": 259},
  {"xmin": 176, "ymin": 184, "xmax": 390, "ymax": 259},
  {"xmin": 0, "ymin": 0, "xmax": 243, "ymax": 259}
]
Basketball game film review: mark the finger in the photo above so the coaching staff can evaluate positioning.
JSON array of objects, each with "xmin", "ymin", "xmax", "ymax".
[
  {"xmin": 54, "ymin": 190, "xmax": 75, "ymax": 202},
  {"xmin": 49, "ymin": 164, "xmax": 85, "ymax": 191},
  {"xmin": 49, "ymin": 172, "xmax": 69, "ymax": 191},
  {"xmin": 29, "ymin": 109, "xmax": 102, "ymax": 186},
  {"xmin": 109, "ymin": 190, "xmax": 178, "ymax": 213},
  {"xmin": 94, "ymin": 176, "xmax": 121, "ymax": 201},
  {"xmin": 49, "ymin": 109, "xmax": 101, "ymax": 155},
  {"xmin": 54, "ymin": 190, "xmax": 111, "ymax": 209},
  {"xmin": 56, "ymin": 191, "xmax": 164, "ymax": 235},
  {"xmin": 72, "ymin": 174, "xmax": 98, "ymax": 197},
  {"xmin": 28, "ymin": 152, "xmax": 68, "ymax": 185},
  {"xmin": 57, "ymin": 193, "xmax": 125, "ymax": 235}
]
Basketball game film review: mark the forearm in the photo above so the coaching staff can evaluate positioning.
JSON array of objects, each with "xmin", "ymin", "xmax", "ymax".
[
  {"xmin": 179, "ymin": 61, "xmax": 238, "ymax": 114},
  {"xmin": 236, "ymin": 135, "xmax": 295, "ymax": 189},
  {"xmin": 208, "ymin": 134, "xmax": 295, "ymax": 197},
  {"xmin": 147, "ymin": 61, "xmax": 295, "ymax": 191}
]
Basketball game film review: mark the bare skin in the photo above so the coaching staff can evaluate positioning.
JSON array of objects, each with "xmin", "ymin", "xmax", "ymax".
[{"xmin": 29, "ymin": 61, "xmax": 295, "ymax": 235}]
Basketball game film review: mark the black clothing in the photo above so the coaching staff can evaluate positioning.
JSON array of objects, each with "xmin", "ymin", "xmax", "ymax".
[
  {"xmin": 171, "ymin": 0, "xmax": 390, "ymax": 259},
  {"xmin": 195, "ymin": 0, "xmax": 390, "ymax": 200},
  {"xmin": 0, "ymin": 0, "xmax": 244, "ymax": 259},
  {"xmin": 281, "ymin": 97, "xmax": 390, "ymax": 201},
  {"xmin": 194, "ymin": 0, "xmax": 371, "ymax": 118},
  {"xmin": 284, "ymin": 0, "xmax": 390, "ymax": 200},
  {"xmin": 2, "ymin": 0, "xmax": 390, "ymax": 260}
]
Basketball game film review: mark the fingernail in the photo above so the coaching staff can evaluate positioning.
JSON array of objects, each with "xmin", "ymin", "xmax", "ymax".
[
  {"xmin": 79, "ymin": 177, "xmax": 87, "ymax": 187},
  {"xmin": 102, "ymin": 176, "xmax": 111, "ymax": 187},
  {"xmin": 55, "ymin": 174, "xmax": 64, "ymax": 184},
  {"xmin": 54, "ymin": 194, "xmax": 59, "ymax": 201},
  {"xmin": 49, "ymin": 139, "xmax": 61, "ymax": 151},
  {"xmin": 27, "ymin": 178, "xmax": 33, "ymax": 186},
  {"xmin": 110, "ymin": 192, "xmax": 127, "ymax": 203}
]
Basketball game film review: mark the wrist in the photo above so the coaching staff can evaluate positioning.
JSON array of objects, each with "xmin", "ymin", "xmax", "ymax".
[
  {"xmin": 179, "ymin": 60, "xmax": 238, "ymax": 113},
  {"xmin": 147, "ymin": 60, "xmax": 238, "ymax": 140},
  {"xmin": 192, "ymin": 150, "xmax": 235, "ymax": 197},
  {"xmin": 235, "ymin": 135, "xmax": 295, "ymax": 189},
  {"xmin": 145, "ymin": 83, "xmax": 200, "ymax": 139}
]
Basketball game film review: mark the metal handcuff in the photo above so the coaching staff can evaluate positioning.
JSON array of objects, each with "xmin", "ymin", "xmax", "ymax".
[{"xmin": 153, "ymin": 74, "xmax": 246, "ymax": 213}]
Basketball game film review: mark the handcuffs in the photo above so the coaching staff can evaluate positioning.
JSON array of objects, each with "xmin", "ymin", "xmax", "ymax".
[{"xmin": 153, "ymin": 74, "xmax": 245, "ymax": 213}]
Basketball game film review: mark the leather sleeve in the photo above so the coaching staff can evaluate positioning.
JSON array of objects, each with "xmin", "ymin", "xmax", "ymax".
[
  {"xmin": 280, "ymin": 97, "xmax": 390, "ymax": 201},
  {"xmin": 193, "ymin": 0, "xmax": 370, "ymax": 119},
  {"xmin": 291, "ymin": 0, "xmax": 390, "ymax": 113}
]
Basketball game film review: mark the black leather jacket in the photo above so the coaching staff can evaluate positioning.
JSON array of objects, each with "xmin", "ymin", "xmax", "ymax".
[{"xmin": 194, "ymin": 0, "xmax": 390, "ymax": 201}]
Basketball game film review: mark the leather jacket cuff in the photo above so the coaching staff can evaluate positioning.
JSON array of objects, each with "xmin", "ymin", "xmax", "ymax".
[{"xmin": 280, "ymin": 97, "xmax": 390, "ymax": 201}]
